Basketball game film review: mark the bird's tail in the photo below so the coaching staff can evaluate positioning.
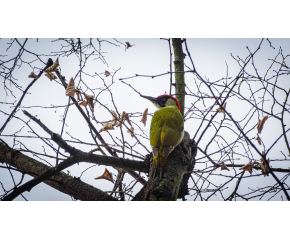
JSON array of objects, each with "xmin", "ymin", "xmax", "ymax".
[
  {"xmin": 143, "ymin": 153, "xmax": 166, "ymax": 200},
  {"xmin": 152, "ymin": 154, "xmax": 167, "ymax": 180},
  {"xmin": 150, "ymin": 161, "xmax": 158, "ymax": 180}
]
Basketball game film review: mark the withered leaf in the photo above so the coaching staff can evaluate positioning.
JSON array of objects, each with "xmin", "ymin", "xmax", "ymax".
[
  {"xmin": 94, "ymin": 168, "xmax": 114, "ymax": 183},
  {"xmin": 216, "ymin": 102, "xmax": 227, "ymax": 116},
  {"xmin": 104, "ymin": 70, "xmax": 110, "ymax": 77},
  {"xmin": 28, "ymin": 72, "xmax": 39, "ymax": 80},
  {"xmin": 65, "ymin": 77, "xmax": 75, "ymax": 98},
  {"xmin": 45, "ymin": 72, "xmax": 57, "ymax": 81},
  {"xmin": 221, "ymin": 162, "xmax": 229, "ymax": 171},
  {"xmin": 111, "ymin": 110, "xmax": 118, "ymax": 126},
  {"xmin": 239, "ymin": 161, "xmax": 253, "ymax": 174},
  {"xmin": 84, "ymin": 93, "xmax": 93, "ymax": 100},
  {"xmin": 257, "ymin": 116, "xmax": 268, "ymax": 134},
  {"xmin": 84, "ymin": 93, "xmax": 94, "ymax": 112},
  {"xmin": 88, "ymin": 147, "xmax": 107, "ymax": 156},
  {"xmin": 116, "ymin": 111, "xmax": 126, "ymax": 127},
  {"xmin": 75, "ymin": 89, "xmax": 81, "ymax": 101},
  {"xmin": 45, "ymin": 57, "xmax": 59, "ymax": 72},
  {"xmin": 255, "ymin": 135, "xmax": 261, "ymax": 145},
  {"xmin": 125, "ymin": 42, "xmax": 132, "ymax": 49},
  {"xmin": 124, "ymin": 112, "xmax": 132, "ymax": 127},
  {"xmin": 78, "ymin": 100, "xmax": 88, "ymax": 107},
  {"xmin": 127, "ymin": 126, "xmax": 134, "ymax": 137},
  {"xmin": 140, "ymin": 108, "xmax": 148, "ymax": 126},
  {"xmin": 99, "ymin": 122, "xmax": 114, "ymax": 132}
]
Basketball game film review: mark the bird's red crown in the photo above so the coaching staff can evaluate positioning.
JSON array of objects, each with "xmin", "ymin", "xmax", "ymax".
[{"xmin": 157, "ymin": 94, "xmax": 181, "ymax": 111}]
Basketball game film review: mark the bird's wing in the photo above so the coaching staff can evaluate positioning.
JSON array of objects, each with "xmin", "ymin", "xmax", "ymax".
[{"xmin": 150, "ymin": 107, "xmax": 184, "ymax": 148}]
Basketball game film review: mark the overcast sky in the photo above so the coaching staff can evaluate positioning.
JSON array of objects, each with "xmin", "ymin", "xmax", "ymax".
[
  {"xmin": 1, "ymin": 1, "xmax": 290, "ymax": 239},
  {"xmin": 1, "ymin": 38, "xmax": 289, "ymax": 202}
]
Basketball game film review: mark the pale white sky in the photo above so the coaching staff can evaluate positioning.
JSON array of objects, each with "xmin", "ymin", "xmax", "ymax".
[
  {"xmin": 0, "ymin": 38, "xmax": 289, "ymax": 201},
  {"xmin": 1, "ymin": 2, "xmax": 290, "ymax": 240}
]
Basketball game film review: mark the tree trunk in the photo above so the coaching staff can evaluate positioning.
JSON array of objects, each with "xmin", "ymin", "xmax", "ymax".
[
  {"xmin": 132, "ymin": 39, "xmax": 196, "ymax": 201},
  {"xmin": 0, "ymin": 39, "xmax": 196, "ymax": 201},
  {"xmin": 133, "ymin": 132, "xmax": 197, "ymax": 201},
  {"xmin": 172, "ymin": 38, "xmax": 186, "ymax": 116}
]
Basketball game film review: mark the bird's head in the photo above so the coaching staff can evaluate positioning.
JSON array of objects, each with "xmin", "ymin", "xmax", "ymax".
[{"xmin": 140, "ymin": 94, "xmax": 181, "ymax": 111}]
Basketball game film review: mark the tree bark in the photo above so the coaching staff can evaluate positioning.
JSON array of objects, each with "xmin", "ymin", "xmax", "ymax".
[
  {"xmin": 0, "ymin": 141, "xmax": 117, "ymax": 201},
  {"xmin": 132, "ymin": 39, "xmax": 196, "ymax": 201},
  {"xmin": 133, "ymin": 132, "xmax": 197, "ymax": 201},
  {"xmin": 172, "ymin": 38, "xmax": 186, "ymax": 116},
  {"xmin": 1, "ymin": 41, "xmax": 196, "ymax": 201},
  {"xmin": 0, "ymin": 142, "xmax": 116, "ymax": 201}
]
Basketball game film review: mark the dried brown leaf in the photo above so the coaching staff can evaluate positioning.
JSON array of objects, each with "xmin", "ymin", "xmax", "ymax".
[
  {"xmin": 127, "ymin": 126, "xmax": 134, "ymax": 137},
  {"xmin": 116, "ymin": 111, "xmax": 126, "ymax": 127},
  {"xmin": 94, "ymin": 168, "xmax": 114, "ymax": 183},
  {"xmin": 75, "ymin": 89, "xmax": 81, "ymax": 101},
  {"xmin": 65, "ymin": 77, "xmax": 75, "ymax": 98},
  {"xmin": 216, "ymin": 102, "xmax": 227, "ymax": 116},
  {"xmin": 44, "ymin": 72, "xmax": 57, "ymax": 81},
  {"xmin": 124, "ymin": 112, "xmax": 132, "ymax": 126},
  {"xmin": 221, "ymin": 162, "xmax": 229, "ymax": 171},
  {"xmin": 257, "ymin": 116, "xmax": 268, "ymax": 134},
  {"xmin": 125, "ymin": 42, "xmax": 132, "ymax": 49},
  {"xmin": 78, "ymin": 100, "xmax": 88, "ymax": 107},
  {"xmin": 45, "ymin": 57, "xmax": 59, "ymax": 72},
  {"xmin": 255, "ymin": 135, "xmax": 261, "ymax": 145},
  {"xmin": 140, "ymin": 108, "xmax": 148, "ymax": 126},
  {"xmin": 84, "ymin": 93, "xmax": 93, "ymax": 100},
  {"xmin": 44, "ymin": 66, "xmax": 54, "ymax": 73},
  {"xmin": 52, "ymin": 57, "xmax": 59, "ymax": 70},
  {"xmin": 28, "ymin": 72, "xmax": 39, "ymax": 80},
  {"xmin": 104, "ymin": 70, "xmax": 110, "ymax": 77},
  {"xmin": 84, "ymin": 93, "xmax": 94, "ymax": 112},
  {"xmin": 111, "ymin": 110, "xmax": 118, "ymax": 126},
  {"xmin": 88, "ymin": 147, "xmax": 107, "ymax": 156},
  {"xmin": 99, "ymin": 122, "xmax": 114, "ymax": 132},
  {"xmin": 239, "ymin": 161, "xmax": 253, "ymax": 174}
]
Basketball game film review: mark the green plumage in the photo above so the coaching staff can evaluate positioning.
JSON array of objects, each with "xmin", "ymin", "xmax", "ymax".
[
  {"xmin": 150, "ymin": 105, "xmax": 184, "ymax": 175},
  {"xmin": 140, "ymin": 94, "xmax": 184, "ymax": 181}
]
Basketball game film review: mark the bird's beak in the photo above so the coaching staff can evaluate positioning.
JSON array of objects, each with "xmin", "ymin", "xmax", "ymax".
[{"xmin": 140, "ymin": 95, "xmax": 156, "ymax": 103}]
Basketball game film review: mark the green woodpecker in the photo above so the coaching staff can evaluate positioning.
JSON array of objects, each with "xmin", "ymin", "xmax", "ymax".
[{"xmin": 141, "ymin": 94, "xmax": 184, "ymax": 180}]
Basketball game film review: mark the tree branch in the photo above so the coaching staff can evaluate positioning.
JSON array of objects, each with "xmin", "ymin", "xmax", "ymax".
[
  {"xmin": 54, "ymin": 69, "xmax": 146, "ymax": 185},
  {"xmin": 0, "ymin": 141, "xmax": 118, "ymax": 201},
  {"xmin": 0, "ymin": 58, "xmax": 53, "ymax": 134}
]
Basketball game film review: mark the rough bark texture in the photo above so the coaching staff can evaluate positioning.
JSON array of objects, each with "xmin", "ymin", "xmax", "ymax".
[
  {"xmin": 133, "ymin": 131, "xmax": 197, "ymax": 201},
  {"xmin": 0, "ymin": 141, "xmax": 117, "ymax": 201},
  {"xmin": 132, "ymin": 39, "xmax": 196, "ymax": 201},
  {"xmin": 172, "ymin": 38, "xmax": 186, "ymax": 116}
]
